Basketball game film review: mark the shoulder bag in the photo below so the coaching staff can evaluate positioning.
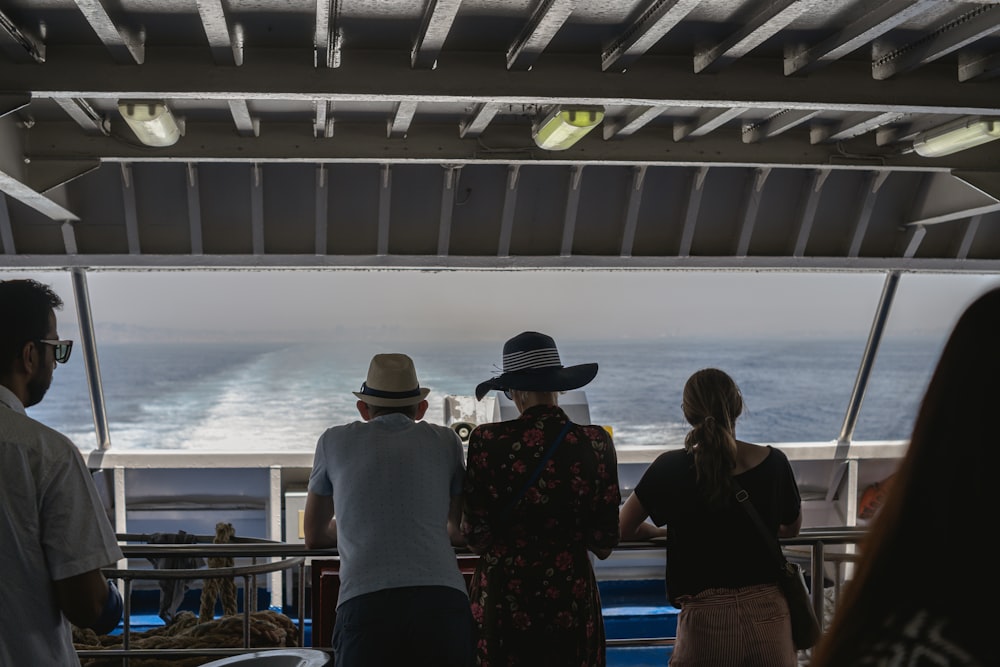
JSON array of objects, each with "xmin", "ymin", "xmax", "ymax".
[
  {"xmin": 732, "ymin": 479, "xmax": 821, "ymax": 650},
  {"xmin": 497, "ymin": 420, "xmax": 573, "ymax": 521}
]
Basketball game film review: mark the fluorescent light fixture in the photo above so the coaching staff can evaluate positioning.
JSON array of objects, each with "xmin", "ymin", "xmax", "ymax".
[
  {"xmin": 532, "ymin": 106, "xmax": 604, "ymax": 151},
  {"xmin": 118, "ymin": 100, "xmax": 182, "ymax": 147},
  {"xmin": 912, "ymin": 116, "xmax": 1000, "ymax": 158}
]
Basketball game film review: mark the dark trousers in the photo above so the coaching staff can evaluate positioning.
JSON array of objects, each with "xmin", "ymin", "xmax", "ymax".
[{"xmin": 332, "ymin": 585, "xmax": 475, "ymax": 667}]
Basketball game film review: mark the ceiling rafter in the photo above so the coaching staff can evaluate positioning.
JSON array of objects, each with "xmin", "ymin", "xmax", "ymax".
[
  {"xmin": 601, "ymin": 0, "xmax": 700, "ymax": 73},
  {"xmin": 506, "ymin": 0, "xmax": 574, "ymax": 71},
  {"xmin": 674, "ymin": 107, "xmax": 747, "ymax": 141},
  {"xmin": 0, "ymin": 8, "xmax": 45, "ymax": 63},
  {"xmin": 23, "ymin": 121, "xmax": 999, "ymax": 172},
  {"xmin": 811, "ymin": 111, "xmax": 907, "ymax": 144},
  {"xmin": 619, "ymin": 165, "xmax": 647, "ymax": 257},
  {"xmin": 411, "ymin": 0, "xmax": 462, "ymax": 69},
  {"xmin": 72, "ymin": 0, "xmax": 144, "ymax": 64},
  {"xmin": 784, "ymin": 0, "xmax": 940, "ymax": 76},
  {"xmin": 958, "ymin": 50, "xmax": 1000, "ymax": 81},
  {"xmin": 314, "ymin": 100, "xmax": 334, "ymax": 138},
  {"xmin": 10, "ymin": 50, "xmax": 1000, "ymax": 117},
  {"xmin": 459, "ymin": 102, "xmax": 500, "ymax": 139},
  {"xmin": 388, "ymin": 101, "xmax": 418, "ymax": 138},
  {"xmin": 560, "ymin": 165, "xmax": 584, "ymax": 257},
  {"xmin": 195, "ymin": 0, "xmax": 242, "ymax": 66},
  {"xmin": 604, "ymin": 106, "xmax": 667, "ymax": 140},
  {"xmin": 742, "ymin": 109, "xmax": 821, "ymax": 143},
  {"xmin": 695, "ymin": 0, "xmax": 814, "ymax": 73},
  {"xmin": 873, "ymin": 3, "xmax": 1000, "ymax": 80},
  {"xmin": 315, "ymin": 0, "xmax": 342, "ymax": 69},
  {"xmin": 53, "ymin": 98, "xmax": 109, "ymax": 135},
  {"xmin": 228, "ymin": 100, "xmax": 259, "ymax": 137}
]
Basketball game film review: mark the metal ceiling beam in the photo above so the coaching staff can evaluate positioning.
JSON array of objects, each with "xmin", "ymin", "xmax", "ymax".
[
  {"xmin": 459, "ymin": 102, "xmax": 500, "ymax": 139},
  {"xmin": 497, "ymin": 166, "xmax": 520, "ymax": 257},
  {"xmin": 195, "ymin": 0, "xmax": 242, "ymax": 66},
  {"xmin": 873, "ymin": 4, "xmax": 1000, "ymax": 80},
  {"xmin": 22, "ymin": 121, "xmax": 1000, "ymax": 172},
  {"xmin": 811, "ymin": 111, "xmax": 907, "ymax": 143},
  {"xmin": 0, "ymin": 168, "xmax": 79, "ymax": 221},
  {"xmin": 674, "ymin": 107, "xmax": 747, "ymax": 141},
  {"xmin": 0, "ymin": 8, "xmax": 45, "ymax": 63},
  {"xmin": 314, "ymin": 100, "xmax": 334, "ymax": 138},
  {"xmin": 54, "ymin": 98, "xmax": 109, "ymax": 135},
  {"xmin": 437, "ymin": 166, "xmax": 458, "ymax": 256},
  {"xmin": 619, "ymin": 166, "xmax": 646, "ymax": 257},
  {"xmin": 0, "ymin": 194, "xmax": 14, "ymax": 253},
  {"xmin": 601, "ymin": 0, "xmax": 700, "ymax": 72},
  {"xmin": 2, "ymin": 253, "xmax": 998, "ymax": 273},
  {"xmin": 736, "ymin": 168, "xmax": 769, "ymax": 256},
  {"xmin": 742, "ymin": 109, "xmax": 821, "ymax": 143},
  {"xmin": 118, "ymin": 163, "xmax": 140, "ymax": 254},
  {"xmin": 228, "ymin": 100, "xmax": 259, "ymax": 137},
  {"xmin": 72, "ymin": 0, "xmax": 144, "ymax": 64},
  {"xmin": 784, "ymin": 0, "xmax": 940, "ymax": 76},
  {"xmin": 958, "ymin": 50, "xmax": 1000, "ymax": 82},
  {"xmin": 0, "ymin": 94, "xmax": 30, "ymax": 118},
  {"xmin": 506, "ymin": 0, "xmax": 574, "ymax": 71},
  {"xmin": 377, "ymin": 164, "xmax": 391, "ymax": 255},
  {"xmin": 10, "ymin": 50, "xmax": 1000, "ymax": 117},
  {"xmin": 388, "ymin": 101, "xmax": 418, "ymax": 138},
  {"xmin": 411, "ymin": 0, "xmax": 463, "ymax": 69},
  {"xmin": 314, "ymin": 165, "xmax": 327, "ymax": 255},
  {"xmin": 677, "ymin": 166, "xmax": 707, "ymax": 257},
  {"xmin": 695, "ymin": 0, "xmax": 814, "ymax": 73},
  {"xmin": 848, "ymin": 171, "xmax": 888, "ymax": 257},
  {"xmin": 792, "ymin": 169, "xmax": 830, "ymax": 257},
  {"xmin": 560, "ymin": 166, "xmax": 583, "ymax": 257},
  {"xmin": 604, "ymin": 106, "xmax": 667, "ymax": 140},
  {"xmin": 186, "ymin": 163, "xmax": 204, "ymax": 255},
  {"xmin": 955, "ymin": 214, "xmax": 982, "ymax": 259}
]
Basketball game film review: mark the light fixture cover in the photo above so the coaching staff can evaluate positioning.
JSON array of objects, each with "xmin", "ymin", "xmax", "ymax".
[
  {"xmin": 118, "ymin": 100, "xmax": 182, "ymax": 147},
  {"xmin": 912, "ymin": 116, "xmax": 1000, "ymax": 158},
  {"xmin": 532, "ymin": 106, "xmax": 604, "ymax": 151}
]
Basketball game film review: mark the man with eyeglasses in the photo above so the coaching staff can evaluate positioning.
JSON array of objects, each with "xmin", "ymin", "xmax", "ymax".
[{"xmin": 0, "ymin": 279, "xmax": 124, "ymax": 666}]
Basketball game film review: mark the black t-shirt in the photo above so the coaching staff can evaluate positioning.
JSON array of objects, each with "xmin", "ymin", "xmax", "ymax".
[{"xmin": 633, "ymin": 446, "xmax": 801, "ymax": 604}]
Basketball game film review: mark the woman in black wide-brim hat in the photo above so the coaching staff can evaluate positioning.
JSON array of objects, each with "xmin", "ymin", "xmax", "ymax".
[{"xmin": 462, "ymin": 331, "xmax": 621, "ymax": 666}]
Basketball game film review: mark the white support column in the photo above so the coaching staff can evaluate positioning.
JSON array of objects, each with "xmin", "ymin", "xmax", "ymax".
[{"xmin": 268, "ymin": 465, "xmax": 283, "ymax": 610}]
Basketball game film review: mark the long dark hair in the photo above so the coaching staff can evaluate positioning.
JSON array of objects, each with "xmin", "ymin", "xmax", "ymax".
[
  {"xmin": 682, "ymin": 368, "xmax": 743, "ymax": 507},
  {"xmin": 810, "ymin": 286, "xmax": 1000, "ymax": 666}
]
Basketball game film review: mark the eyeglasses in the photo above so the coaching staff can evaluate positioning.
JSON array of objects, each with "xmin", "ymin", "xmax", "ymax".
[
  {"xmin": 503, "ymin": 390, "xmax": 513, "ymax": 400},
  {"xmin": 37, "ymin": 339, "xmax": 73, "ymax": 364}
]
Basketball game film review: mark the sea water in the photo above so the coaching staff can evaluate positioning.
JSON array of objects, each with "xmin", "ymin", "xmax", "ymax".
[{"xmin": 27, "ymin": 337, "xmax": 942, "ymax": 452}]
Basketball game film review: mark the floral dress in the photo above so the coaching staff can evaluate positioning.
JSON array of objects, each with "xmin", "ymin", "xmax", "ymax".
[{"xmin": 462, "ymin": 404, "xmax": 621, "ymax": 666}]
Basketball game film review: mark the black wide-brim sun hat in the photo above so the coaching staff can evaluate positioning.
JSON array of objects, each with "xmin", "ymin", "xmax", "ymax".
[{"xmin": 475, "ymin": 331, "xmax": 598, "ymax": 400}]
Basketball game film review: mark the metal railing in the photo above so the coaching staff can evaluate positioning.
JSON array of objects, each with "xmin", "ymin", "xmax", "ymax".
[{"xmin": 82, "ymin": 528, "xmax": 866, "ymax": 664}]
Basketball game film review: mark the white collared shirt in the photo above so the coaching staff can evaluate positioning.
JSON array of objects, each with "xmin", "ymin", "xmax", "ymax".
[{"xmin": 0, "ymin": 384, "xmax": 123, "ymax": 666}]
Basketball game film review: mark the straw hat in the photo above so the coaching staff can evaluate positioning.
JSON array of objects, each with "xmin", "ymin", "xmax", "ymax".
[{"xmin": 353, "ymin": 353, "xmax": 431, "ymax": 407}]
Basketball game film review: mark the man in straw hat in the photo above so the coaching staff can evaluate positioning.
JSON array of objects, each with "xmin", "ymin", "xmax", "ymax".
[
  {"xmin": 303, "ymin": 353, "xmax": 473, "ymax": 666},
  {"xmin": 463, "ymin": 331, "xmax": 621, "ymax": 666}
]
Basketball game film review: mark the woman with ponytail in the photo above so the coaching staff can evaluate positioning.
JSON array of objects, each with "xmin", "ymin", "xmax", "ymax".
[{"xmin": 619, "ymin": 368, "xmax": 803, "ymax": 666}]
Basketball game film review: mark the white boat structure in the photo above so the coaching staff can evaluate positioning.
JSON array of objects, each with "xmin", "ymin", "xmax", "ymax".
[{"xmin": 1, "ymin": 0, "xmax": 999, "ymax": 662}]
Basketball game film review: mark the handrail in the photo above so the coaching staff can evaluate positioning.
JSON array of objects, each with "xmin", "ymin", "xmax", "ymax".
[{"xmin": 85, "ymin": 528, "xmax": 866, "ymax": 663}]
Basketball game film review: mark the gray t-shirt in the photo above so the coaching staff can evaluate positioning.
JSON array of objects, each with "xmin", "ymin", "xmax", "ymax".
[{"xmin": 307, "ymin": 413, "xmax": 467, "ymax": 606}]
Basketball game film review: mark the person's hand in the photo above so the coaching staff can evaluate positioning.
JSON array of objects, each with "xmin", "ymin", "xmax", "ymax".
[{"xmin": 89, "ymin": 579, "xmax": 123, "ymax": 635}]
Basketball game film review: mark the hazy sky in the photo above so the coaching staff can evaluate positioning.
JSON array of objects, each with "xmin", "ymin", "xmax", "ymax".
[{"xmin": 7, "ymin": 268, "xmax": 997, "ymax": 344}]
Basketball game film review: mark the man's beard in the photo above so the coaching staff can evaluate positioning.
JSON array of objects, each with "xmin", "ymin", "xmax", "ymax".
[{"xmin": 24, "ymin": 371, "xmax": 51, "ymax": 408}]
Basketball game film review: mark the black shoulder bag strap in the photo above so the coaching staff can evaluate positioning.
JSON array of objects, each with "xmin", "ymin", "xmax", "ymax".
[
  {"xmin": 498, "ymin": 420, "xmax": 573, "ymax": 521},
  {"xmin": 732, "ymin": 478, "xmax": 789, "ymax": 570}
]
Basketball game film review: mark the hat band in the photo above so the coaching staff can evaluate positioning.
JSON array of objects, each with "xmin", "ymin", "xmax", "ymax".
[
  {"xmin": 358, "ymin": 382, "xmax": 422, "ymax": 399},
  {"xmin": 502, "ymin": 347, "xmax": 562, "ymax": 372}
]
